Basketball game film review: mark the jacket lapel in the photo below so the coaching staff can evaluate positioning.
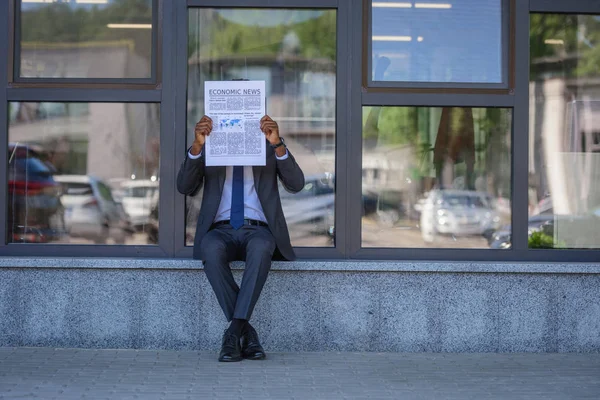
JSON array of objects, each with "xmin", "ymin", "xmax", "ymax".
[
  {"xmin": 252, "ymin": 140, "xmax": 271, "ymax": 190},
  {"xmin": 217, "ymin": 166, "xmax": 226, "ymax": 194},
  {"xmin": 252, "ymin": 165, "xmax": 262, "ymax": 191}
]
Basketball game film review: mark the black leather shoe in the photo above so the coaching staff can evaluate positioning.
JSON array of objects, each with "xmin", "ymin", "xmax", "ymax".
[
  {"xmin": 241, "ymin": 325, "xmax": 266, "ymax": 360},
  {"xmin": 218, "ymin": 330, "xmax": 242, "ymax": 362}
]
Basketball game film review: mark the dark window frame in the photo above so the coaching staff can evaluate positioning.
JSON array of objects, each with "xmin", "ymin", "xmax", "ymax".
[
  {"xmin": 10, "ymin": 0, "xmax": 161, "ymax": 88},
  {"xmin": 0, "ymin": 0, "xmax": 171, "ymax": 258},
  {"xmin": 363, "ymin": 0, "xmax": 512, "ymax": 91},
  {"xmin": 348, "ymin": 0, "xmax": 600, "ymax": 263},
  {"xmin": 175, "ymin": 0, "xmax": 347, "ymax": 259},
  {"xmin": 0, "ymin": 0, "xmax": 599, "ymax": 263}
]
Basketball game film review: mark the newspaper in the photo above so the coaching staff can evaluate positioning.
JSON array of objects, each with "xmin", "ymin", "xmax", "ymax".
[{"xmin": 204, "ymin": 80, "xmax": 266, "ymax": 166}]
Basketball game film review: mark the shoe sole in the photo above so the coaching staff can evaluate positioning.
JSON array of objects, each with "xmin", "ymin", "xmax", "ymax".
[
  {"xmin": 218, "ymin": 356, "xmax": 243, "ymax": 362},
  {"xmin": 242, "ymin": 354, "xmax": 266, "ymax": 360}
]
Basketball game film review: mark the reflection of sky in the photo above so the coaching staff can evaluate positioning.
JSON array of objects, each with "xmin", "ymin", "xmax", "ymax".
[
  {"xmin": 21, "ymin": 0, "xmax": 121, "ymax": 11},
  {"xmin": 372, "ymin": 0, "xmax": 502, "ymax": 83}
]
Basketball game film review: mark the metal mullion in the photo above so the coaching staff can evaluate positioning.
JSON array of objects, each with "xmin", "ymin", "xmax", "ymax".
[
  {"xmin": 6, "ymin": 88, "xmax": 161, "ymax": 103},
  {"xmin": 175, "ymin": 247, "xmax": 192, "ymax": 258},
  {"xmin": 332, "ymin": 0, "xmax": 350, "ymax": 257},
  {"xmin": 152, "ymin": 0, "xmax": 161, "ymax": 86},
  {"xmin": 530, "ymin": 0, "xmax": 600, "ymax": 14},
  {"xmin": 347, "ymin": 0, "xmax": 364, "ymax": 257},
  {"xmin": 363, "ymin": 0, "xmax": 372, "ymax": 89},
  {"xmin": 0, "ymin": 0, "xmax": 10, "ymax": 248},
  {"xmin": 353, "ymin": 248, "xmax": 600, "ymax": 263},
  {"xmin": 11, "ymin": 79, "xmax": 157, "ymax": 87},
  {"xmin": 172, "ymin": 0, "xmax": 188, "ymax": 256},
  {"xmin": 505, "ymin": 0, "xmax": 513, "ymax": 90},
  {"xmin": 2, "ymin": 244, "xmax": 168, "ymax": 258},
  {"xmin": 365, "ymin": 0, "xmax": 512, "ymax": 90},
  {"xmin": 157, "ymin": 0, "xmax": 176, "ymax": 257},
  {"xmin": 510, "ymin": 0, "xmax": 529, "ymax": 253},
  {"xmin": 187, "ymin": 0, "xmax": 337, "ymax": 8},
  {"xmin": 13, "ymin": 0, "xmax": 21, "ymax": 82},
  {"xmin": 354, "ymin": 248, "xmax": 519, "ymax": 261},
  {"xmin": 362, "ymin": 92, "xmax": 515, "ymax": 108},
  {"xmin": 516, "ymin": 249, "xmax": 600, "ymax": 263},
  {"xmin": 368, "ymin": 82, "xmax": 509, "ymax": 90},
  {"xmin": 13, "ymin": 0, "xmax": 160, "ymax": 85},
  {"xmin": 294, "ymin": 247, "xmax": 345, "ymax": 259}
]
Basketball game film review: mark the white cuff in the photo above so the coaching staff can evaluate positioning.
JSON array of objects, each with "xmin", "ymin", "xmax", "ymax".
[
  {"xmin": 188, "ymin": 150, "xmax": 202, "ymax": 159},
  {"xmin": 275, "ymin": 149, "xmax": 289, "ymax": 160}
]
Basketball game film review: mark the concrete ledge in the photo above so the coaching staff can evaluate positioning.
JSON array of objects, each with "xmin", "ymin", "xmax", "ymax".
[
  {"xmin": 2, "ymin": 267, "xmax": 600, "ymax": 352},
  {"xmin": 0, "ymin": 257, "xmax": 600, "ymax": 273}
]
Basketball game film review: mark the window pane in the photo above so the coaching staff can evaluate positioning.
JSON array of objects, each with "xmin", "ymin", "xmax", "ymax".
[
  {"xmin": 8, "ymin": 102, "xmax": 160, "ymax": 245},
  {"xmin": 19, "ymin": 0, "xmax": 153, "ymax": 79},
  {"xmin": 529, "ymin": 14, "xmax": 600, "ymax": 249},
  {"xmin": 186, "ymin": 9, "xmax": 336, "ymax": 247},
  {"xmin": 362, "ymin": 106, "xmax": 512, "ymax": 248},
  {"xmin": 371, "ymin": 0, "xmax": 502, "ymax": 83}
]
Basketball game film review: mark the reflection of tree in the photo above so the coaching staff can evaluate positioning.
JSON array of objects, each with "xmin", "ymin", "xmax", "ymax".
[
  {"xmin": 21, "ymin": 0, "xmax": 152, "ymax": 61},
  {"xmin": 188, "ymin": 10, "xmax": 336, "ymax": 61},
  {"xmin": 363, "ymin": 106, "xmax": 511, "ymax": 196},
  {"xmin": 434, "ymin": 108, "xmax": 475, "ymax": 190},
  {"xmin": 530, "ymin": 14, "xmax": 600, "ymax": 80},
  {"xmin": 529, "ymin": 14, "xmax": 600, "ymax": 208}
]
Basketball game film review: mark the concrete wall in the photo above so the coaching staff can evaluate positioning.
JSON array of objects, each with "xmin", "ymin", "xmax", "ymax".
[{"xmin": 1, "ymin": 259, "xmax": 599, "ymax": 353}]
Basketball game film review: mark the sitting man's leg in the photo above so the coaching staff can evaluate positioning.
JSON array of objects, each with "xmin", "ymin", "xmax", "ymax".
[
  {"xmin": 236, "ymin": 225, "xmax": 276, "ymax": 360},
  {"xmin": 201, "ymin": 226, "xmax": 243, "ymax": 362}
]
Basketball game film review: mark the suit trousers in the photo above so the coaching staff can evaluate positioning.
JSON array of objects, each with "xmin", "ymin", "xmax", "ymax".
[{"xmin": 201, "ymin": 224, "xmax": 276, "ymax": 321}]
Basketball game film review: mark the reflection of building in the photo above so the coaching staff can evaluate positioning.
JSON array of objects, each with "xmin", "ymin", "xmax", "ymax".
[
  {"xmin": 21, "ymin": 41, "xmax": 148, "ymax": 79},
  {"xmin": 10, "ymin": 102, "xmax": 159, "ymax": 182},
  {"xmin": 529, "ymin": 78, "xmax": 600, "ymax": 216},
  {"xmin": 12, "ymin": 44, "xmax": 159, "ymax": 182}
]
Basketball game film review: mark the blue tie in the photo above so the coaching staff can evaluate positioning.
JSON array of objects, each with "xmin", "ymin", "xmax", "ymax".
[{"xmin": 230, "ymin": 166, "xmax": 244, "ymax": 229}]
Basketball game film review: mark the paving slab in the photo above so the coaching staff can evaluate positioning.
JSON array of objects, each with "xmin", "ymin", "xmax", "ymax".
[{"xmin": 0, "ymin": 348, "xmax": 599, "ymax": 399}]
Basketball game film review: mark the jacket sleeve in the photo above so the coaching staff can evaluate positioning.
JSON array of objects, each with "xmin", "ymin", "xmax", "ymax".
[
  {"xmin": 276, "ymin": 150, "xmax": 305, "ymax": 193},
  {"xmin": 176, "ymin": 149, "xmax": 206, "ymax": 196}
]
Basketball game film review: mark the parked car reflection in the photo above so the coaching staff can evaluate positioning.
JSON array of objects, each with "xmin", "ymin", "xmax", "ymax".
[
  {"xmin": 488, "ymin": 211, "xmax": 600, "ymax": 249},
  {"xmin": 279, "ymin": 173, "xmax": 334, "ymax": 238},
  {"xmin": 419, "ymin": 189, "xmax": 501, "ymax": 243},
  {"xmin": 54, "ymin": 175, "xmax": 132, "ymax": 244},
  {"xmin": 7, "ymin": 143, "xmax": 64, "ymax": 243},
  {"xmin": 119, "ymin": 179, "xmax": 159, "ymax": 231}
]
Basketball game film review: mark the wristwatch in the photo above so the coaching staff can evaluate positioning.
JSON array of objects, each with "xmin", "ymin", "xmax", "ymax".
[{"xmin": 270, "ymin": 137, "xmax": 286, "ymax": 149}]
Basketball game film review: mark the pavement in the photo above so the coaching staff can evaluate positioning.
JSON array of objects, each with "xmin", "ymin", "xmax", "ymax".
[{"xmin": 0, "ymin": 348, "xmax": 599, "ymax": 399}]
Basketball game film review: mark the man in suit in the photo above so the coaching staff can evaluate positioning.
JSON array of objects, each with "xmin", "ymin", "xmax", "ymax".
[{"xmin": 177, "ymin": 115, "xmax": 304, "ymax": 362}]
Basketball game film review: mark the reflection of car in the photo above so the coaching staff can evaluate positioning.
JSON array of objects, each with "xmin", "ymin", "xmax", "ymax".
[
  {"xmin": 146, "ymin": 198, "xmax": 159, "ymax": 245},
  {"xmin": 420, "ymin": 190, "xmax": 500, "ymax": 242},
  {"xmin": 54, "ymin": 175, "xmax": 129, "ymax": 244},
  {"xmin": 279, "ymin": 174, "xmax": 334, "ymax": 234},
  {"xmin": 7, "ymin": 143, "xmax": 64, "ymax": 243},
  {"xmin": 119, "ymin": 179, "xmax": 159, "ymax": 230},
  {"xmin": 486, "ymin": 214, "xmax": 554, "ymax": 248},
  {"xmin": 489, "ymin": 212, "xmax": 600, "ymax": 249}
]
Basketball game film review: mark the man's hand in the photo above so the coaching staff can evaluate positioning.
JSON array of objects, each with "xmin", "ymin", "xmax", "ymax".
[
  {"xmin": 260, "ymin": 115, "xmax": 287, "ymax": 157},
  {"xmin": 260, "ymin": 115, "xmax": 281, "ymax": 145},
  {"xmin": 191, "ymin": 116, "xmax": 212, "ymax": 156}
]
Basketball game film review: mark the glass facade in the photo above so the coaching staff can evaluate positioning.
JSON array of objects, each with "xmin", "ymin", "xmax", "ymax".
[
  {"xmin": 8, "ymin": 102, "xmax": 160, "ymax": 245},
  {"xmin": 370, "ymin": 0, "xmax": 503, "ymax": 83},
  {"xmin": 362, "ymin": 106, "xmax": 511, "ymax": 248},
  {"xmin": 185, "ymin": 8, "xmax": 336, "ymax": 248},
  {"xmin": 528, "ymin": 13, "xmax": 600, "ymax": 249},
  {"xmin": 18, "ymin": 0, "xmax": 153, "ymax": 79},
  {"xmin": 0, "ymin": 0, "xmax": 597, "ymax": 262}
]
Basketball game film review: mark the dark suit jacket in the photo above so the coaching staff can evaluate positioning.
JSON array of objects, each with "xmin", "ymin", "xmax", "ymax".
[{"xmin": 176, "ymin": 143, "xmax": 305, "ymax": 261}]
